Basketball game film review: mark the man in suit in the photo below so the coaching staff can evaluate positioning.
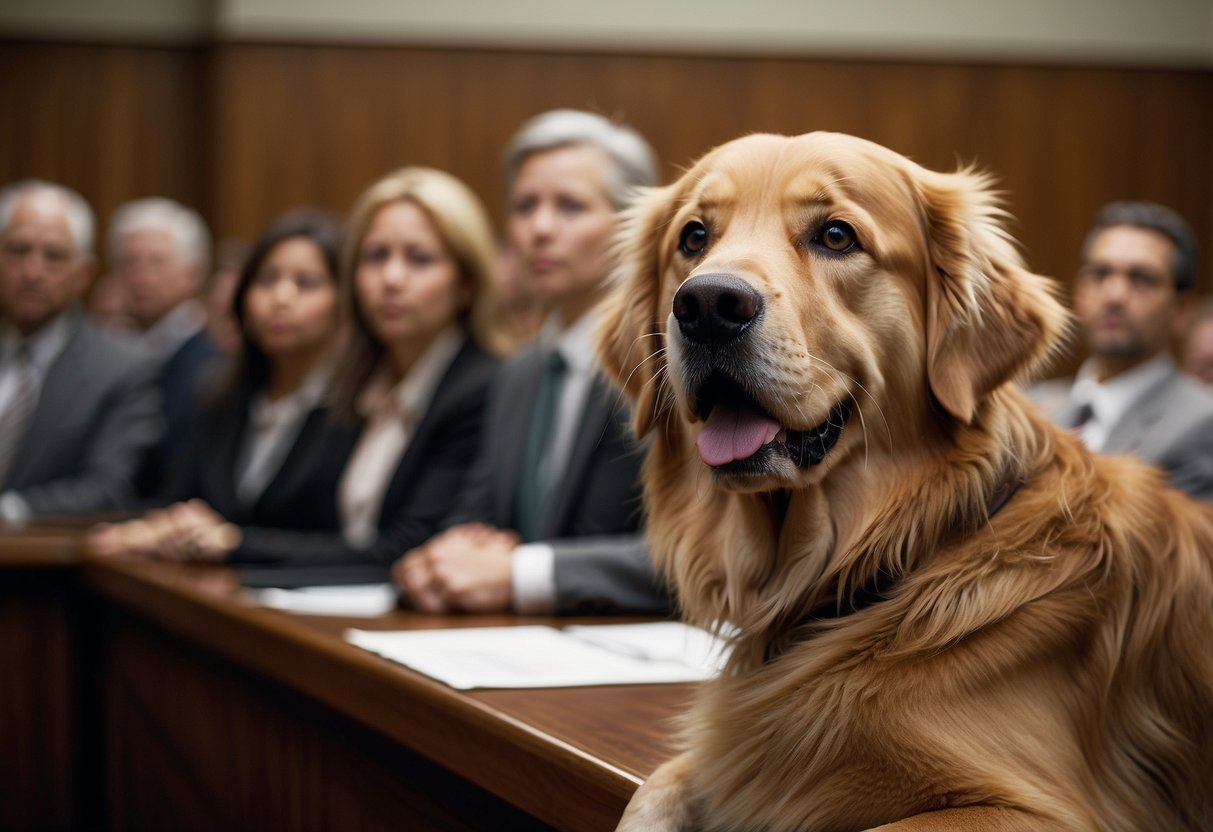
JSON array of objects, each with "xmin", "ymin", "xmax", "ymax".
[
  {"xmin": 0, "ymin": 180, "xmax": 161, "ymax": 525},
  {"xmin": 107, "ymin": 197, "xmax": 221, "ymax": 496},
  {"xmin": 1029, "ymin": 200, "xmax": 1213, "ymax": 501},
  {"xmin": 394, "ymin": 109, "xmax": 670, "ymax": 615}
]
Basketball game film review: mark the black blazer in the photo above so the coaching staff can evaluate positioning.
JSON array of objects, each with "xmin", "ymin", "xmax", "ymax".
[
  {"xmin": 162, "ymin": 377, "xmax": 357, "ymax": 534},
  {"xmin": 230, "ymin": 339, "xmax": 500, "ymax": 568},
  {"xmin": 444, "ymin": 342, "xmax": 669, "ymax": 614}
]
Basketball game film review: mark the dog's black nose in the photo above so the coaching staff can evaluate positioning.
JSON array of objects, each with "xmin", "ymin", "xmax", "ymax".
[{"xmin": 673, "ymin": 274, "xmax": 763, "ymax": 346}]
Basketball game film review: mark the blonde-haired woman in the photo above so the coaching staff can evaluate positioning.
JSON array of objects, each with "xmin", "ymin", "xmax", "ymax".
[
  {"xmin": 319, "ymin": 165, "xmax": 513, "ymax": 567},
  {"xmin": 110, "ymin": 167, "xmax": 514, "ymax": 572}
]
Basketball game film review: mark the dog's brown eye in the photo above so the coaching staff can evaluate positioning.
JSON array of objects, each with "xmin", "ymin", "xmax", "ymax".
[
  {"xmin": 818, "ymin": 220, "xmax": 858, "ymax": 253},
  {"xmin": 679, "ymin": 221, "xmax": 710, "ymax": 256}
]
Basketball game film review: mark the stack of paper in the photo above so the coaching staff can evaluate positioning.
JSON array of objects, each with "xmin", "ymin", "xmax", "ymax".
[{"xmin": 346, "ymin": 621, "xmax": 732, "ymax": 690}]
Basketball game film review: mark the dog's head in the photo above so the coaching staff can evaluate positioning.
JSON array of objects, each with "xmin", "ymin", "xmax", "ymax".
[{"xmin": 601, "ymin": 132, "xmax": 1068, "ymax": 495}]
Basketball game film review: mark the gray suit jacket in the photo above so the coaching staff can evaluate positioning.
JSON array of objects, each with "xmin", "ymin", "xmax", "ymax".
[
  {"xmin": 5, "ymin": 307, "xmax": 162, "ymax": 515},
  {"xmin": 444, "ymin": 342, "xmax": 669, "ymax": 615},
  {"xmin": 1028, "ymin": 364, "xmax": 1213, "ymax": 502}
]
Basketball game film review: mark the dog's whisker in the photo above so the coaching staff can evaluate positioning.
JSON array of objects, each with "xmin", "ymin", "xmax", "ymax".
[{"xmin": 804, "ymin": 353, "xmax": 893, "ymax": 454}]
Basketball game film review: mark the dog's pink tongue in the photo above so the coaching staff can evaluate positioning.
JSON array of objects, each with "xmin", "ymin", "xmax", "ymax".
[{"xmin": 697, "ymin": 407, "xmax": 779, "ymax": 466}]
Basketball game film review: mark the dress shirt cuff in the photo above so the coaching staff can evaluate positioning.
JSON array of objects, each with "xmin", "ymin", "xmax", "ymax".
[
  {"xmin": 511, "ymin": 542, "xmax": 556, "ymax": 614},
  {"xmin": 0, "ymin": 491, "xmax": 32, "ymax": 529}
]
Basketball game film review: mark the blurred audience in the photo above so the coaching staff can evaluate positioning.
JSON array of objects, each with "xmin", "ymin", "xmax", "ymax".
[
  {"xmin": 93, "ymin": 169, "xmax": 513, "ymax": 570},
  {"xmin": 395, "ymin": 109, "xmax": 671, "ymax": 615},
  {"xmin": 89, "ymin": 210, "xmax": 348, "ymax": 560},
  {"xmin": 108, "ymin": 197, "xmax": 223, "ymax": 495},
  {"xmin": 1182, "ymin": 296, "xmax": 1213, "ymax": 386},
  {"xmin": 1029, "ymin": 200, "xmax": 1213, "ymax": 501},
  {"xmin": 0, "ymin": 179, "xmax": 161, "ymax": 526}
]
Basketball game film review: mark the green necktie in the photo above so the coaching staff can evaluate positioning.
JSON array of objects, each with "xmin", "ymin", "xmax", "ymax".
[{"xmin": 514, "ymin": 349, "xmax": 567, "ymax": 541}]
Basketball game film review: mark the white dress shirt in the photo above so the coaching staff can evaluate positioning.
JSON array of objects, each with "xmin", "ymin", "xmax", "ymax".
[
  {"xmin": 1069, "ymin": 353, "xmax": 1175, "ymax": 452},
  {"xmin": 339, "ymin": 326, "xmax": 464, "ymax": 549}
]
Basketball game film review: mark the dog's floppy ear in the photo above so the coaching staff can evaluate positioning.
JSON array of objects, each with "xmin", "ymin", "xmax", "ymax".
[
  {"xmin": 598, "ymin": 184, "xmax": 678, "ymax": 438},
  {"xmin": 914, "ymin": 167, "xmax": 1069, "ymax": 424}
]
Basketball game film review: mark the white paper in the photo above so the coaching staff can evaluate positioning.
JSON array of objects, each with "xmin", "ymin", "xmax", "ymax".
[
  {"xmin": 255, "ymin": 583, "xmax": 397, "ymax": 617},
  {"xmin": 345, "ymin": 621, "xmax": 731, "ymax": 690}
]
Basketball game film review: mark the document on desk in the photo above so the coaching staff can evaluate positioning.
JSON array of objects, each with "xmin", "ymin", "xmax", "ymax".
[
  {"xmin": 254, "ymin": 583, "xmax": 398, "ymax": 617},
  {"xmin": 345, "ymin": 621, "xmax": 732, "ymax": 689}
]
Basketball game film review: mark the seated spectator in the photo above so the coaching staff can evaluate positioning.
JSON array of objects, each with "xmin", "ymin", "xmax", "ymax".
[
  {"xmin": 1182, "ymin": 296, "xmax": 1213, "ymax": 385},
  {"xmin": 107, "ymin": 197, "xmax": 223, "ymax": 495},
  {"xmin": 395, "ymin": 109, "xmax": 671, "ymax": 616},
  {"xmin": 1028, "ymin": 200, "xmax": 1213, "ymax": 501},
  {"xmin": 94, "ymin": 169, "xmax": 512, "ymax": 570},
  {"xmin": 89, "ymin": 210, "xmax": 349, "ymax": 558},
  {"xmin": 0, "ymin": 179, "xmax": 161, "ymax": 525}
]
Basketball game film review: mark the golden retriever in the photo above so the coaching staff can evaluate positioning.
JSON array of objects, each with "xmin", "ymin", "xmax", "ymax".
[{"xmin": 598, "ymin": 132, "xmax": 1213, "ymax": 831}]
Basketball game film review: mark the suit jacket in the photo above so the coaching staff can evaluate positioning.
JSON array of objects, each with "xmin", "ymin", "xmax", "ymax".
[
  {"xmin": 445, "ymin": 342, "xmax": 670, "ymax": 614},
  {"xmin": 1028, "ymin": 363, "xmax": 1213, "ymax": 502},
  {"xmin": 138, "ymin": 328, "xmax": 223, "ymax": 497},
  {"xmin": 230, "ymin": 339, "xmax": 500, "ymax": 570},
  {"xmin": 161, "ymin": 378, "xmax": 357, "ymax": 534},
  {"xmin": 5, "ymin": 307, "xmax": 162, "ymax": 514}
]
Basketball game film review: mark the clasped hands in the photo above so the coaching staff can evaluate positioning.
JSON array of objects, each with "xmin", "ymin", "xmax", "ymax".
[
  {"xmin": 87, "ymin": 498, "xmax": 241, "ymax": 563},
  {"xmin": 393, "ymin": 522, "xmax": 519, "ymax": 613}
]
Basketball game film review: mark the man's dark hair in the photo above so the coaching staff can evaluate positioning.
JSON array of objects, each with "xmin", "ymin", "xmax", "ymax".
[{"xmin": 1082, "ymin": 201, "xmax": 1200, "ymax": 293}]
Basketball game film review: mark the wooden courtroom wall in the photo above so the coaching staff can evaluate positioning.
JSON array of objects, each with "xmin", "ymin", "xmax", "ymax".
[
  {"xmin": 0, "ymin": 41, "xmax": 204, "ymax": 241},
  {"xmin": 2, "ymin": 38, "xmax": 1211, "ymax": 358}
]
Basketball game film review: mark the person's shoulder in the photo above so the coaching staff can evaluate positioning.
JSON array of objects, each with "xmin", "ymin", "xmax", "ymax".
[
  {"xmin": 168, "ymin": 329, "xmax": 220, "ymax": 369},
  {"xmin": 1165, "ymin": 371, "xmax": 1213, "ymax": 419},
  {"xmin": 66, "ymin": 315, "xmax": 156, "ymax": 371},
  {"xmin": 1021, "ymin": 375, "xmax": 1074, "ymax": 421},
  {"xmin": 454, "ymin": 338, "xmax": 504, "ymax": 377}
]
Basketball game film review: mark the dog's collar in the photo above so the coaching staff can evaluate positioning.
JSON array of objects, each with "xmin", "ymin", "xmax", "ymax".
[{"xmin": 762, "ymin": 469, "xmax": 1025, "ymax": 661}]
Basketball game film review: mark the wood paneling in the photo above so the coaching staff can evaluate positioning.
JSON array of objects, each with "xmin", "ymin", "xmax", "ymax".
[
  {"xmin": 2, "ymin": 537, "xmax": 688, "ymax": 831},
  {"xmin": 82, "ymin": 556, "xmax": 689, "ymax": 830},
  {"xmin": 0, "ymin": 41, "xmax": 204, "ymax": 255},
  {"xmin": 102, "ymin": 608, "xmax": 551, "ymax": 831},
  {"xmin": 2, "ymin": 38, "xmax": 1210, "ymax": 369},
  {"xmin": 0, "ymin": 568, "xmax": 79, "ymax": 832}
]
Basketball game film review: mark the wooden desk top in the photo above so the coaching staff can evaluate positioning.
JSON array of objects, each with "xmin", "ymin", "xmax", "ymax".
[
  {"xmin": 0, "ymin": 525, "xmax": 84, "ymax": 567},
  {"xmin": 75, "ymin": 554, "xmax": 689, "ymax": 831}
]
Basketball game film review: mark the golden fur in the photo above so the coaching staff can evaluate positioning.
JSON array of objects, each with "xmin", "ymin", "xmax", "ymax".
[{"xmin": 598, "ymin": 132, "xmax": 1213, "ymax": 831}]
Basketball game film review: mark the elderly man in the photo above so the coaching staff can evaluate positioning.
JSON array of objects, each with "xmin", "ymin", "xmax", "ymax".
[
  {"xmin": 107, "ymin": 197, "xmax": 220, "ymax": 495},
  {"xmin": 1030, "ymin": 200, "xmax": 1213, "ymax": 501},
  {"xmin": 0, "ymin": 180, "xmax": 161, "ymax": 525}
]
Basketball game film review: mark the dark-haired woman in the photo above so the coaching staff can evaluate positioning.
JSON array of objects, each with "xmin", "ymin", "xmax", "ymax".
[{"xmin": 89, "ymin": 209, "xmax": 353, "ymax": 560}]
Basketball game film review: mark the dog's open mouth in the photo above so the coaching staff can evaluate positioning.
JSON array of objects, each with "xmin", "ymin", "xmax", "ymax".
[{"xmin": 693, "ymin": 372, "xmax": 852, "ymax": 471}]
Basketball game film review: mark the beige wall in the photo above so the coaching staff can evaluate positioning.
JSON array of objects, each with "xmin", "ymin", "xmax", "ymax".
[{"xmin": 3, "ymin": 0, "xmax": 1212, "ymax": 66}]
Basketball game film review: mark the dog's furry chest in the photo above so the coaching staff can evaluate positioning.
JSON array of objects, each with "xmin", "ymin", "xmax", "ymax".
[
  {"xmin": 679, "ymin": 597, "xmax": 1102, "ymax": 832},
  {"xmin": 682, "ymin": 628, "xmax": 951, "ymax": 831}
]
